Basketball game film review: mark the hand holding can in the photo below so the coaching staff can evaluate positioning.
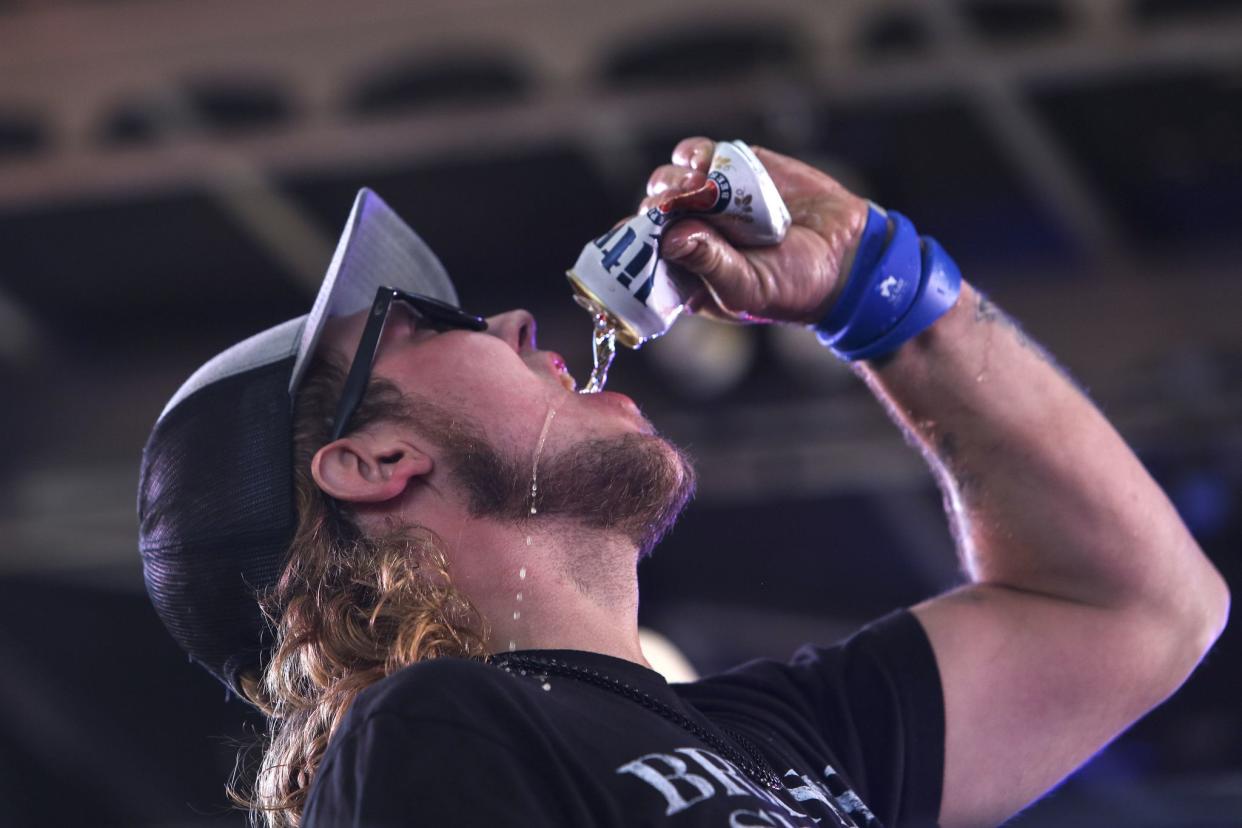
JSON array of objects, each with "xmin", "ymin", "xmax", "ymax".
[
  {"xmin": 567, "ymin": 140, "xmax": 793, "ymax": 349},
  {"xmin": 647, "ymin": 138, "xmax": 871, "ymax": 329}
]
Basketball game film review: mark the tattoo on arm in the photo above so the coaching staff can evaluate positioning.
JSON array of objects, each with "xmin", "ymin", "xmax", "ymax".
[
  {"xmin": 974, "ymin": 292, "xmax": 1079, "ymax": 388},
  {"xmin": 878, "ymin": 292, "xmax": 1092, "ymax": 557},
  {"xmin": 975, "ymin": 293, "xmax": 1040, "ymax": 354},
  {"xmin": 930, "ymin": 294, "xmax": 1089, "ymax": 506}
]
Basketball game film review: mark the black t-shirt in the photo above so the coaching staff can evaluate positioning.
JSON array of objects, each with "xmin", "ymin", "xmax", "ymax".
[{"xmin": 303, "ymin": 610, "xmax": 944, "ymax": 827}]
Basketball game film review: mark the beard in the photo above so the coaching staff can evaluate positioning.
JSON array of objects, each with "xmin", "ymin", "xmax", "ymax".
[{"xmin": 430, "ymin": 418, "xmax": 696, "ymax": 559}]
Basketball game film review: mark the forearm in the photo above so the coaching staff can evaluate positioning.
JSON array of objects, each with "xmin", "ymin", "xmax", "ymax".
[
  {"xmin": 651, "ymin": 138, "xmax": 1230, "ymax": 825},
  {"xmin": 857, "ymin": 281, "xmax": 1228, "ymax": 630}
]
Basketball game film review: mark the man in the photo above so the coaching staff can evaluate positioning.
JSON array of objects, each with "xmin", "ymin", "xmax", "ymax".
[{"xmin": 139, "ymin": 137, "xmax": 1229, "ymax": 827}]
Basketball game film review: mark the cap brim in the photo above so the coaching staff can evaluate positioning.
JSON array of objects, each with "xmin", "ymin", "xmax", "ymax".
[
  {"xmin": 142, "ymin": 187, "xmax": 460, "ymax": 702},
  {"xmin": 289, "ymin": 188, "xmax": 460, "ymax": 395}
]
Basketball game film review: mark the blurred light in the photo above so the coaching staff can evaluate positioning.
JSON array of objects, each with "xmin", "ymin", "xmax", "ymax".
[
  {"xmin": 639, "ymin": 627, "xmax": 698, "ymax": 683},
  {"xmin": 1170, "ymin": 470, "xmax": 1232, "ymax": 537},
  {"xmin": 644, "ymin": 314, "xmax": 755, "ymax": 399},
  {"xmin": 768, "ymin": 323, "xmax": 854, "ymax": 394}
]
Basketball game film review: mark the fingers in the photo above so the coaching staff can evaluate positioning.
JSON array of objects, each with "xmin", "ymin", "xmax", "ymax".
[
  {"xmin": 661, "ymin": 217, "xmax": 717, "ymax": 264},
  {"xmin": 639, "ymin": 139, "xmax": 714, "ymax": 211},
  {"xmin": 627, "ymin": 138, "xmax": 868, "ymax": 325},
  {"xmin": 643, "ymin": 136, "xmax": 718, "ymax": 213},
  {"xmin": 671, "ymin": 137, "xmax": 715, "ymax": 172},
  {"xmin": 640, "ymin": 166, "xmax": 710, "ymax": 215},
  {"xmin": 658, "ymin": 180, "xmax": 719, "ymax": 213},
  {"xmin": 645, "ymin": 163, "xmax": 706, "ymax": 198},
  {"xmin": 660, "ymin": 218, "xmax": 753, "ymax": 318}
]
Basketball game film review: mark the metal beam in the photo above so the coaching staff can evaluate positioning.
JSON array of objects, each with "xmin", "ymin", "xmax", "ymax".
[
  {"xmin": 148, "ymin": 91, "xmax": 335, "ymax": 295},
  {"xmin": 1, "ymin": 0, "xmax": 1241, "ymax": 210},
  {"xmin": 922, "ymin": 0, "xmax": 1128, "ymax": 263}
]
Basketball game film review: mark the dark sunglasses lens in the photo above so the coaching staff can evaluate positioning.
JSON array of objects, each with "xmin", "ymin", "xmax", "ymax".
[{"xmin": 397, "ymin": 294, "xmax": 486, "ymax": 331}]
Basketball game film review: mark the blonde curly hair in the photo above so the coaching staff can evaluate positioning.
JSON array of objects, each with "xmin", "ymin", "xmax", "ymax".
[{"xmin": 228, "ymin": 354, "xmax": 489, "ymax": 827}]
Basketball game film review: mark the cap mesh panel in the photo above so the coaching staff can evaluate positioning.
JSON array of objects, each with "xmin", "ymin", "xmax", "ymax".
[{"xmin": 138, "ymin": 356, "xmax": 296, "ymax": 693}]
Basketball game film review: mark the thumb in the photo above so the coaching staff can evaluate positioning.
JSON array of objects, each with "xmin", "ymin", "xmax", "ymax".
[
  {"xmin": 661, "ymin": 218, "xmax": 744, "ymax": 280},
  {"xmin": 661, "ymin": 219, "xmax": 757, "ymax": 319}
]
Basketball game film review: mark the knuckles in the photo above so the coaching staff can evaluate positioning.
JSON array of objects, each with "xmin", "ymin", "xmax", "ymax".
[{"xmin": 671, "ymin": 136, "xmax": 715, "ymax": 168}]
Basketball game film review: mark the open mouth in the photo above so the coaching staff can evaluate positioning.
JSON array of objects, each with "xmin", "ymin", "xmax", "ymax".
[{"xmin": 546, "ymin": 352, "xmax": 578, "ymax": 392}]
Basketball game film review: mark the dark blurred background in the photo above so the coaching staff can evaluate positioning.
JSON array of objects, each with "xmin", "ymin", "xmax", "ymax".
[{"xmin": 2, "ymin": 0, "xmax": 1240, "ymax": 825}]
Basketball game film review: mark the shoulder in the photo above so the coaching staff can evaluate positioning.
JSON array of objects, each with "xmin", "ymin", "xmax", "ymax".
[
  {"xmin": 306, "ymin": 659, "xmax": 549, "ymax": 825},
  {"xmin": 320, "ymin": 657, "xmax": 521, "ymax": 773},
  {"xmin": 347, "ymin": 655, "xmax": 509, "ymax": 723},
  {"xmin": 680, "ymin": 611, "xmax": 937, "ymax": 707}
]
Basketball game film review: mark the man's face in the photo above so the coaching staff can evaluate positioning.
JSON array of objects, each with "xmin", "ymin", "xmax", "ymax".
[
  {"xmin": 318, "ymin": 303, "xmax": 695, "ymax": 553},
  {"xmin": 323, "ymin": 303, "xmax": 648, "ymax": 455}
]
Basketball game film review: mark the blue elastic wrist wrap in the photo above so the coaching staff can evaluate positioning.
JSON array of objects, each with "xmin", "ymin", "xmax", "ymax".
[
  {"xmin": 836, "ymin": 236, "xmax": 962, "ymax": 361},
  {"xmin": 816, "ymin": 204, "xmax": 893, "ymax": 337},
  {"xmin": 814, "ymin": 204, "xmax": 962, "ymax": 361}
]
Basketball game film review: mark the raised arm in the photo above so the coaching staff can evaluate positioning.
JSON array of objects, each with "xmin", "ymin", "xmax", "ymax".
[
  {"xmin": 651, "ymin": 137, "xmax": 1230, "ymax": 828},
  {"xmin": 855, "ymin": 282, "xmax": 1228, "ymax": 827}
]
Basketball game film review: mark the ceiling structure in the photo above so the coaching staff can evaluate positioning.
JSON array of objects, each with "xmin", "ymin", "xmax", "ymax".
[
  {"xmin": 2, "ymin": 0, "xmax": 1240, "ymax": 576},
  {"xmin": 1, "ymin": 2, "xmax": 1241, "ymax": 822}
]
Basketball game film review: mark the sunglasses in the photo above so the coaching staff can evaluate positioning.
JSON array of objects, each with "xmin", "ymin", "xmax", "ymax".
[{"xmin": 329, "ymin": 286, "xmax": 488, "ymax": 442}]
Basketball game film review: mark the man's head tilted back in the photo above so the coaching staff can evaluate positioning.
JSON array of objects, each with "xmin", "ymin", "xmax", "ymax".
[{"xmin": 137, "ymin": 189, "xmax": 694, "ymax": 702}]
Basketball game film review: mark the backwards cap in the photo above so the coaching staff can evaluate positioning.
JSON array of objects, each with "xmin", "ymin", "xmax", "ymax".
[{"xmin": 138, "ymin": 189, "xmax": 460, "ymax": 699}]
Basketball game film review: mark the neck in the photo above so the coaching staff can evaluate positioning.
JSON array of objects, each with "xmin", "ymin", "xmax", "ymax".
[{"xmin": 445, "ymin": 515, "xmax": 651, "ymax": 669}]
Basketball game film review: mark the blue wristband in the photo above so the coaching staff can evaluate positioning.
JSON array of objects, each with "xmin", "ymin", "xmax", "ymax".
[
  {"xmin": 816, "ymin": 208, "xmax": 921, "ymax": 352},
  {"xmin": 816, "ymin": 203, "xmax": 892, "ymax": 336},
  {"xmin": 836, "ymin": 235, "xmax": 962, "ymax": 361}
]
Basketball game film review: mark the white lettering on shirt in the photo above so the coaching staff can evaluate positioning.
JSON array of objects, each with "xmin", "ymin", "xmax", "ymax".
[
  {"xmin": 678, "ymin": 747, "xmax": 808, "ymax": 819},
  {"xmin": 728, "ymin": 808, "xmax": 813, "ymax": 828},
  {"xmin": 615, "ymin": 748, "xmax": 874, "ymax": 826},
  {"xmin": 615, "ymin": 752, "xmax": 715, "ymax": 815},
  {"xmin": 821, "ymin": 764, "xmax": 874, "ymax": 827}
]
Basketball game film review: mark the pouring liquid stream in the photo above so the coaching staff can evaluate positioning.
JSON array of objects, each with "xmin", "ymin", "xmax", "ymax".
[
  {"xmin": 509, "ymin": 403, "xmax": 558, "ymax": 654},
  {"xmin": 582, "ymin": 312, "xmax": 618, "ymax": 394},
  {"xmin": 528, "ymin": 405, "xmax": 558, "ymax": 515}
]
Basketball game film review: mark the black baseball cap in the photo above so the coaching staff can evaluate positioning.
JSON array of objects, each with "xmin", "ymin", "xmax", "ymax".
[{"xmin": 138, "ymin": 189, "xmax": 461, "ymax": 700}]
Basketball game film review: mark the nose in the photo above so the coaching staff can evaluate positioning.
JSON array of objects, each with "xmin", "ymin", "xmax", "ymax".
[{"xmin": 485, "ymin": 309, "xmax": 537, "ymax": 354}]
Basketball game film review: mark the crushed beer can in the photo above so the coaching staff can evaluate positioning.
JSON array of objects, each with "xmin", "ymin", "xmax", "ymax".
[{"xmin": 567, "ymin": 140, "xmax": 792, "ymax": 348}]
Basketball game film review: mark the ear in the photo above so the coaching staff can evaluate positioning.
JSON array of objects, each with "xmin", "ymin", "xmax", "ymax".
[{"xmin": 310, "ymin": 429, "xmax": 433, "ymax": 504}]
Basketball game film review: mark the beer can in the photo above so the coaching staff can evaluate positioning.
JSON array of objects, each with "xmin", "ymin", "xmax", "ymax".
[{"xmin": 567, "ymin": 140, "xmax": 792, "ymax": 348}]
